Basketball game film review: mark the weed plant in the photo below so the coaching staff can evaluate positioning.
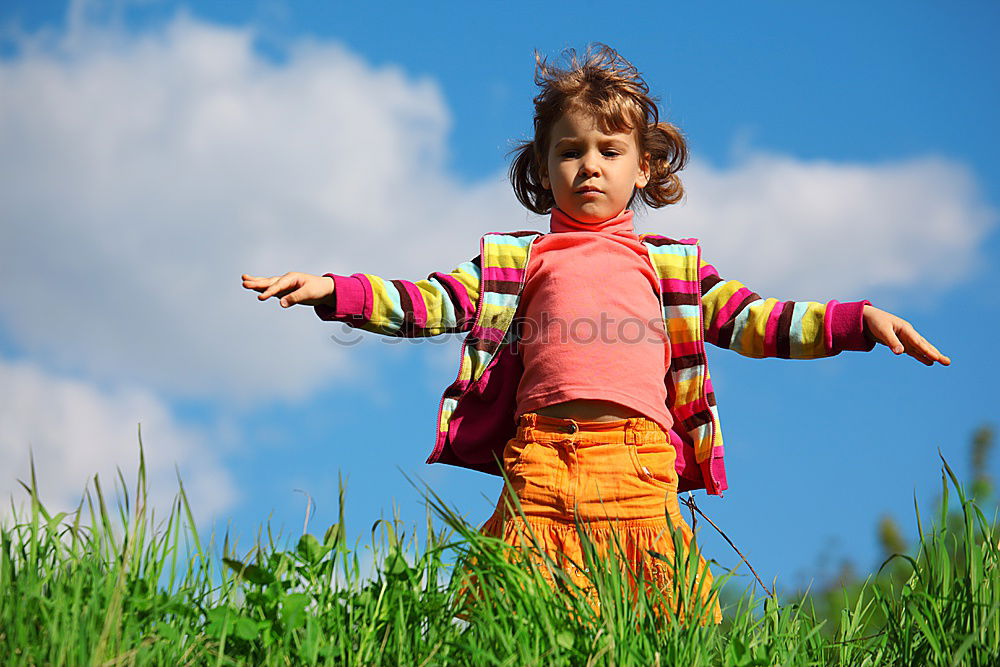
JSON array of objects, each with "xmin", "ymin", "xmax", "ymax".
[{"xmin": 1, "ymin": 442, "xmax": 999, "ymax": 665}]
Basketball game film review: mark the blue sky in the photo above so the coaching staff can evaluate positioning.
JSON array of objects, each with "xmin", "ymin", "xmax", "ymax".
[{"xmin": 1, "ymin": 0, "xmax": 998, "ymax": 596}]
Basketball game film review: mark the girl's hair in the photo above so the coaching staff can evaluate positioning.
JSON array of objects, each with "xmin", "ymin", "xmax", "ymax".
[{"xmin": 509, "ymin": 44, "xmax": 688, "ymax": 215}]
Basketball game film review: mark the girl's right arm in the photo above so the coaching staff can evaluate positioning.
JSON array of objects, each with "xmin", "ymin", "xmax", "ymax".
[{"xmin": 242, "ymin": 258, "xmax": 483, "ymax": 338}]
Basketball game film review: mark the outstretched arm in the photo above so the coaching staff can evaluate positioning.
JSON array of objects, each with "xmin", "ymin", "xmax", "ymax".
[
  {"xmin": 242, "ymin": 258, "xmax": 482, "ymax": 338},
  {"xmin": 699, "ymin": 257, "xmax": 951, "ymax": 366},
  {"xmin": 862, "ymin": 305, "xmax": 951, "ymax": 366}
]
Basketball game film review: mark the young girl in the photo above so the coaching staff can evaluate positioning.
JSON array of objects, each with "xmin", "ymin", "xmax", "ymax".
[{"xmin": 242, "ymin": 45, "xmax": 949, "ymax": 622}]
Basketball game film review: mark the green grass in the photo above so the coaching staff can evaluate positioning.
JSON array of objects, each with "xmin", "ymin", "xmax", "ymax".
[{"xmin": 2, "ymin": 443, "xmax": 999, "ymax": 665}]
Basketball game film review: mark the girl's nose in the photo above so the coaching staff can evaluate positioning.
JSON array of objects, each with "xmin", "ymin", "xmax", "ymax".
[{"xmin": 578, "ymin": 156, "xmax": 601, "ymax": 178}]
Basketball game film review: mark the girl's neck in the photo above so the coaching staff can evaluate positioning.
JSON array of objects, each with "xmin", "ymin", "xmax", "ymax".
[{"xmin": 549, "ymin": 207, "xmax": 635, "ymax": 235}]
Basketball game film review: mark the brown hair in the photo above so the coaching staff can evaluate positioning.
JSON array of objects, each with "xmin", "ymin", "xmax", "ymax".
[{"xmin": 509, "ymin": 44, "xmax": 688, "ymax": 215}]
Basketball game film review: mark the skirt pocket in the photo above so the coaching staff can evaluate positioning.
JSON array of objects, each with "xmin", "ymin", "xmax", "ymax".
[
  {"xmin": 503, "ymin": 437, "xmax": 539, "ymax": 475},
  {"xmin": 627, "ymin": 442, "xmax": 679, "ymax": 490}
]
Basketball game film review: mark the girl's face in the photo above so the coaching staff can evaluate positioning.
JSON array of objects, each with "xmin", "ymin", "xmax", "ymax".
[{"xmin": 541, "ymin": 109, "xmax": 650, "ymax": 223}]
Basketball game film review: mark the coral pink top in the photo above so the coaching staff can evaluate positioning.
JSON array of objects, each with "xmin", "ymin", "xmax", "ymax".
[{"xmin": 515, "ymin": 208, "xmax": 674, "ymax": 433}]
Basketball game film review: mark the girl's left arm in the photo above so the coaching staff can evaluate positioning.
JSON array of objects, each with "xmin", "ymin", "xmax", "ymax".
[{"xmin": 699, "ymin": 259, "xmax": 949, "ymax": 365}]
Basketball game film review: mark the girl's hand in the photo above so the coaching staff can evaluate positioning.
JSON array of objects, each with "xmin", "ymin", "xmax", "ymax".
[
  {"xmin": 241, "ymin": 272, "xmax": 335, "ymax": 308},
  {"xmin": 862, "ymin": 305, "xmax": 951, "ymax": 366}
]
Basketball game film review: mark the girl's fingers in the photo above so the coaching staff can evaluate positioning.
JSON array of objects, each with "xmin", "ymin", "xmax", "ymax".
[
  {"xmin": 260, "ymin": 276, "xmax": 293, "ymax": 300},
  {"xmin": 917, "ymin": 342, "xmax": 944, "ymax": 363},
  {"xmin": 279, "ymin": 288, "xmax": 298, "ymax": 307},
  {"xmin": 900, "ymin": 327, "xmax": 951, "ymax": 366},
  {"xmin": 879, "ymin": 326, "xmax": 905, "ymax": 355},
  {"xmin": 923, "ymin": 342, "xmax": 949, "ymax": 365},
  {"xmin": 923, "ymin": 348, "xmax": 951, "ymax": 366},
  {"xmin": 281, "ymin": 284, "xmax": 320, "ymax": 307},
  {"xmin": 245, "ymin": 272, "xmax": 328, "ymax": 307},
  {"xmin": 865, "ymin": 308, "xmax": 950, "ymax": 366},
  {"xmin": 242, "ymin": 275, "xmax": 275, "ymax": 293}
]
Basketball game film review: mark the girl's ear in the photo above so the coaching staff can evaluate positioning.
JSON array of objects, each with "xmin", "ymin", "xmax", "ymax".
[
  {"xmin": 539, "ymin": 166, "xmax": 551, "ymax": 190},
  {"xmin": 636, "ymin": 153, "xmax": 651, "ymax": 189}
]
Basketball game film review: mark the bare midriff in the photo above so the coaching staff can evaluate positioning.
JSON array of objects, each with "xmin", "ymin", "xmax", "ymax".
[{"xmin": 532, "ymin": 399, "xmax": 645, "ymax": 422}]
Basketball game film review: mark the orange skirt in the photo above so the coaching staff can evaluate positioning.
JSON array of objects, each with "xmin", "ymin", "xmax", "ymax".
[{"xmin": 471, "ymin": 412, "xmax": 721, "ymax": 624}]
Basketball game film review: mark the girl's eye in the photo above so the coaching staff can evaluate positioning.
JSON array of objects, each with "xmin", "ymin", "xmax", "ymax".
[
  {"xmin": 561, "ymin": 150, "xmax": 580, "ymax": 159},
  {"xmin": 602, "ymin": 150, "xmax": 621, "ymax": 157}
]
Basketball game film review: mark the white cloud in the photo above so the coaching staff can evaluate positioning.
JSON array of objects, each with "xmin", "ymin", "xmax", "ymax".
[
  {"xmin": 649, "ymin": 152, "xmax": 994, "ymax": 301},
  {"xmin": 0, "ymin": 11, "xmax": 523, "ymax": 405},
  {"xmin": 0, "ymin": 356, "xmax": 237, "ymax": 521},
  {"xmin": 0, "ymin": 10, "xmax": 992, "ymax": 409}
]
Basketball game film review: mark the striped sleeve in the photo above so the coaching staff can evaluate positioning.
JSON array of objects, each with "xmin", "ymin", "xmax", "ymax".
[
  {"xmin": 313, "ymin": 256, "xmax": 482, "ymax": 337},
  {"xmin": 699, "ymin": 258, "xmax": 874, "ymax": 359}
]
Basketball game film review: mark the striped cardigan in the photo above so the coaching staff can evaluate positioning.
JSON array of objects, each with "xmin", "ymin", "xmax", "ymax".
[{"xmin": 316, "ymin": 231, "xmax": 873, "ymax": 495}]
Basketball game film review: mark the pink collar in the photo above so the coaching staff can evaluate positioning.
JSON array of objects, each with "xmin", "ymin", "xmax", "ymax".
[{"xmin": 549, "ymin": 207, "xmax": 636, "ymax": 236}]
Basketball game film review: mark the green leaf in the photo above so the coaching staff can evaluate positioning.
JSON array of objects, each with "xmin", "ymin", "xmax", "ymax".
[
  {"xmin": 46, "ymin": 511, "xmax": 68, "ymax": 534},
  {"xmin": 280, "ymin": 592, "xmax": 311, "ymax": 630},
  {"xmin": 223, "ymin": 557, "xmax": 275, "ymax": 585},
  {"xmin": 204, "ymin": 606, "xmax": 234, "ymax": 637},
  {"xmin": 729, "ymin": 636, "xmax": 747, "ymax": 660},
  {"xmin": 297, "ymin": 534, "xmax": 328, "ymax": 564},
  {"xmin": 154, "ymin": 623, "xmax": 180, "ymax": 643},
  {"xmin": 384, "ymin": 547, "xmax": 411, "ymax": 578},
  {"xmin": 324, "ymin": 522, "xmax": 342, "ymax": 548},
  {"xmin": 231, "ymin": 615, "xmax": 264, "ymax": 641},
  {"xmin": 555, "ymin": 630, "xmax": 574, "ymax": 651},
  {"xmin": 165, "ymin": 600, "xmax": 197, "ymax": 618},
  {"xmin": 205, "ymin": 605, "xmax": 264, "ymax": 642}
]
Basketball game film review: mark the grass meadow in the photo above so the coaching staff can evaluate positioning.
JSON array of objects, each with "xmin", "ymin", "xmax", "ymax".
[{"xmin": 2, "ymin": 431, "xmax": 999, "ymax": 666}]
